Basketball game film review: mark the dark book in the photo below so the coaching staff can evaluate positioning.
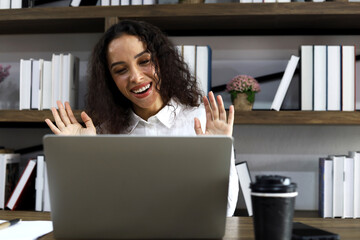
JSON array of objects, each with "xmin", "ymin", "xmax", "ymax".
[{"xmin": 6, "ymin": 159, "xmax": 37, "ymax": 210}]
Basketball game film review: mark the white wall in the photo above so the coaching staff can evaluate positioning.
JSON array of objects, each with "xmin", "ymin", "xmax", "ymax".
[{"xmin": 1, "ymin": 33, "xmax": 360, "ymax": 211}]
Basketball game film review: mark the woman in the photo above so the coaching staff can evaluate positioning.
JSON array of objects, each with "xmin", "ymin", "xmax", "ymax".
[{"xmin": 45, "ymin": 19, "xmax": 238, "ymax": 216}]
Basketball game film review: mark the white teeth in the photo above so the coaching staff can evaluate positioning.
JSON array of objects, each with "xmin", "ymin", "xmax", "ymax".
[{"xmin": 133, "ymin": 84, "xmax": 150, "ymax": 94}]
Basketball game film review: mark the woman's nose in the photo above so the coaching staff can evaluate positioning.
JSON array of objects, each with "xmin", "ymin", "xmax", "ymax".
[{"xmin": 129, "ymin": 66, "xmax": 143, "ymax": 83}]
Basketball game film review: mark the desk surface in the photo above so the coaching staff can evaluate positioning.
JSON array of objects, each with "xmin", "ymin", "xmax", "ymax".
[{"xmin": 1, "ymin": 210, "xmax": 360, "ymax": 240}]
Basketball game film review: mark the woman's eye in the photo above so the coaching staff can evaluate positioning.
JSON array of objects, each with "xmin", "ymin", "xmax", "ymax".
[
  {"xmin": 115, "ymin": 68, "xmax": 126, "ymax": 74},
  {"xmin": 140, "ymin": 59, "xmax": 150, "ymax": 65}
]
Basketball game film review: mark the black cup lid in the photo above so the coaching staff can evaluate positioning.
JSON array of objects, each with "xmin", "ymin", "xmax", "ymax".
[{"xmin": 250, "ymin": 175, "xmax": 297, "ymax": 193}]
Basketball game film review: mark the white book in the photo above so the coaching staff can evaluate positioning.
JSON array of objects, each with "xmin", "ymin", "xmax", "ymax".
[
  {"xmin": 182, "ymin": 45, "xmax": 196, "ymax": 80},
  {"xmin": 313, "ymin": 45, "xmax": 327, "ymax": 111},
  {"xmin": 277, "ymin": 0, "xmax": 290, "ymax": 2},
  {"xmin": 35, "ymin": 155, "xmax": 45, "ymax": 211},
  {"xmin": 101, "ymin": 0, "xmax": 110, "ymax": 5},
  {"xmin": 43, "ymin": 162, "xmax": 51, "ymax": 212},
  {"xmin": 301, "ymin": 45, "xmax": 313, "ymax": 111},
  {"xmin": 143, "ymin": 0, "xmax": 155, "ymax": 4},
  {"xmin": 270, "ymin": 55, "xmax": 300, "ymax": 111},
  {"xmin": 235, "ymin": 161, "xmax": 253, "ymax": 216},
  {"xmin": 342, "ymin": 45, "xmax": 355, "ymax": 111},
  {"xmin": 264, "ymin": 0, "xmax": 276, "ymax": 2},
  {"xmin": 131, "ymin": 0, "xmax": 142, "ymax": 5},
  {"xmin": 343, "ymin": 156, "xmax": 354, "ymax": 218},
  {"xmin": 111, "ymin": 0, "xmax": 120, "ymax": 5},
  {"xmin": 252, "ymin": 0, "xmax": 262, "ymax": 2},
  {"xmin": 19, "ymin": 59, "xmax": 32, "ymax": 110},
  {"xmin": 0, "ymin": 0, "xmax": 10, "ymax": 9},
  {"xmin": 349, "ymin": 151, "xmax": 360, "ymax": 218},
  {"xmin": 327, "ymin": 46, "xmax": 341, "ymax": 111},
  {"xmin": 42, "ymin": 61, "xmax": 52, "ymax": 110},
  {"xmin": 51, "ymin": 54, "xmax": 60, "ymax": 108},
  {"xmin": 62, "ymin": 53, "xmax": 79, "ymax": 109},
  {"xmin": 6, "ymin": 159, "xmax": 37, "ymax": 210},
  {"xmin": 70, "ymin": 0, "xmax": 82, "ymax": 6},
  {"xmin": 240, "ymin": 0, "xmax": 252, "ymax": 3},
  {"xmin": 38, "ymin": 59, "xmax": 44, "ymax": 110},
  {"xmin": 11, "ymin": 0, "xmax": 22, "ymax": 8},
  {"xmin": 331, "ymin": 155, "xmax": 344, "ymax": 218},
  {"xmin": 0, "ymin": 153, "xmax": 20, "ymax": 209},
  {"xmin": 61, "ymin": 54, "xmax": 70, "ymax": 105},
  {"xmin": 324, "ymin": 158, "xmax": 333, "ymax": 218},
  {"xmin": 121, "ymin": 0, "xmax": 130, "ymax": 5},
  {"xmin": 31, "ymin": 59, "xmax": 40, "ymax": 110},
  {"xmin": 196, "ymin": 45, "xmax": 211, "ymax": 96}
]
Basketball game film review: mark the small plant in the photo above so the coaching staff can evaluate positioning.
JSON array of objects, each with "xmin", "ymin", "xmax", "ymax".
[{"xmin": 226, "ymin": 74, "xmax": 260, "ymax": 103}]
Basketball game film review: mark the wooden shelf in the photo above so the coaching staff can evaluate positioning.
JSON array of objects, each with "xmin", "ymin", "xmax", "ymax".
[
  {"xmin": 1, "ymin": 3, "xmax": 360, "ymax": 35},
  {"xmin": 1, "ymin": 110, "xmax": 360, "ymax": 126},
  {"xmin": 234, "ymin": 111, "xmax": 360, "ymax": 125}
]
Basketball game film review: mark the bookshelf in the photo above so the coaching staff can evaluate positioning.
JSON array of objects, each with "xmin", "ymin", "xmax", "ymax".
[{"xmin": 0, "ymin": 2, "xmax": 360, "ymax": 126}]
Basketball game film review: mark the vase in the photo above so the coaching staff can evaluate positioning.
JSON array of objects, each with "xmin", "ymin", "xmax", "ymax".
[{"xmin": 232, "ymin": 93, "xmax": 253, "ymax": 111}]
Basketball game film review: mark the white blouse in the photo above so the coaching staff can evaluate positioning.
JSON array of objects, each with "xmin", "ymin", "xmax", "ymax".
[{"xmin": 126, "ymin": 100, "xmax": 239, "ymax": 216}]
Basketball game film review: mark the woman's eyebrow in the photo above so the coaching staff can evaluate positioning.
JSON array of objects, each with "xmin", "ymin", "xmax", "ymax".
[
  {"xmin": 110, "ymin": 50, "xmax": 149, "ymax": 69},
  {"xmin": 134, "ymin": 50, "xmax": 148, "ymax": 59}
]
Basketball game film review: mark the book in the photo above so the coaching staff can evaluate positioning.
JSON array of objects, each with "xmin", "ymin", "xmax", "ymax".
[
  {"xmin": 349, "ymin": 151, "xmax": 360, "ymax": 218},
  {"xmin": 343, "ymin": 156, "xmax": 354, "ymax": 218},
  {"xmin": 61, "ymin": 53, "xmax": 79, "ymax": 109},
  {"xmin": 51, "ymin": 54, "xmax": 60, "ymax": 108},
  {"xmin": 327, "ymin": 45, "xmax": 341, "ymax": 111},
  {"xmin": 235, "ymin": 161, "xmax": 252, "ymax": 216},
  {"xmin": 121, "ymin": 0, "xmax": 130, "ymax": 5},
  {"xmin": 41, "ymin": 60, "xmax": 52, "ymax": 109},
  {"xmin": 31, "ymin": 59, "xmax": 40, "ymax": 109},
  {"xmin": 101, "ymin": 0, "xmax": 110, "ymax": 5},
  {"xmin": 300, "ymin": 45, "xmax": 313, "ymax": 111},
  {"xmin": 6, "ymin": 159, "xmax": 37, "ymax": 210},
  {"xmin": 0, "ymin": 153, "xmax": 20, "ymax": 209},
  {"xmin": 19, "ymin": 59, "xmax": 32, "ymax": 110},
  {"xmin": 330, "ymin": 155, "xmax": 344, "ymax": 218},
  {"xmin": 43, "ymin": 161, "xmax": 51, "ymax": 212},
  {"xmin": 131, "ymin": 0, "xmax": 143, "ymax": 5},
  {"xmin": 111, "ymin": 0, "xmax": 120, "ymax": 5},
  {"xmin": 182, "ymin": 45, "xmax": 196, "ymax": 79},
  {"xmin": 35, "ymin": 155, "xmax": 45, "ymax": 211},
  {"xmin": 342, "ymin": 45, "xmax": 355, "ymax": 111},
  {"xmin": 318, "ymin": 157, "xmax": 333, "ymax": 218},
  {"xmin": 11, "ymin": 0, "xmax": 22, "ymax": 8},
  {"xmin": 270, "ymin": 55, "xmax": 300, "ymax": 111},
  {"xmin": 313, "ymin": 45, "xmax": 327, "ymax": 111},
  {"xmin": 69, "ymin": 0, "xmax": 98, "ymax": 6},
  {"xmin": 0, "ymin": 0, "xmax": 11, "ymax": 9},
  {"xmin": 195, "ymin": 45, "xmax": 212, "ymax": 96}
]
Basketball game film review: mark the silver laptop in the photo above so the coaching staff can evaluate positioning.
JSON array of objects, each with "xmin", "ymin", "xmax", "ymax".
[{"xmin": 43, "ymin": 135, "xmax": 233, "ymax": 239}]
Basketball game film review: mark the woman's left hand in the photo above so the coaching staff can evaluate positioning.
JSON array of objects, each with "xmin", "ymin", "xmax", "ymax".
[{"xmin": 194, "ymin": 91, "xmax": 234, "ymax": 137}]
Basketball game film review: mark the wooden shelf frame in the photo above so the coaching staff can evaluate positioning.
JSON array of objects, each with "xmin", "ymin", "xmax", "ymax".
[
  {"xmin": 1, "ymin": 110, "xmax": 360, "ymax": 126},
  {"xmin": 1, "ymin": 3, "xmax": 360, "ymax": 125},
  {"xmin": 1, "ymin": 3, "xmax": 360, "ymax": 35}
]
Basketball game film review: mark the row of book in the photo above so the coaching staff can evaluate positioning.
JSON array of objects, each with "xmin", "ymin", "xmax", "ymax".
[
  {"xmin": 0, "ymin": 153, "xmax": 50, "ymax": 211},
  {"xmin": 176, "ymin": 45, "xmax": 212, "ymax": 95},
  {"xmin": 319, "ymin": 152, "xmax": 360, "ymax": 218},
  {"xmin": 19, "ymin": 53, "xmax": 80, "ymax": 110},
  {"xmin": 301, "ymin": 45, "xmax": 356, "ymax": 111}
]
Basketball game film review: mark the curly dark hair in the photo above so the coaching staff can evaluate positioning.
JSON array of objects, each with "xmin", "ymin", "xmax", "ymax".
[{"xmin": 86, "ymin": 19, "xmax": 203, "ymax": 134}]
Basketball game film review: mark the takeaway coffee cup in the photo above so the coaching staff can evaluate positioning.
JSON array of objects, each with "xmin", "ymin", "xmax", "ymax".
[{"xmin": 250, "ymin": 175, "xmax": 298, "ymax": 240}]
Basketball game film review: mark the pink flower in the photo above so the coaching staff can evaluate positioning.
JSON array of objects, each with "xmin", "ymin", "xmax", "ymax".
[{"xmin": 226, "ymin": 75, "xmax": 260, "ymax": 93}]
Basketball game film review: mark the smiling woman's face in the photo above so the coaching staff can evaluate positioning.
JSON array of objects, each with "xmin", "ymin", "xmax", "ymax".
[{"xmin": 107, "ymin": 34, "xmax": 163, "ymax": 120}]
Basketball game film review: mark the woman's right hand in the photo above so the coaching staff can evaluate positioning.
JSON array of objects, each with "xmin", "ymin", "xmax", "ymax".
[{"xmin": 45, "ymin": 101, "xmax": 96, "ymax": 136}]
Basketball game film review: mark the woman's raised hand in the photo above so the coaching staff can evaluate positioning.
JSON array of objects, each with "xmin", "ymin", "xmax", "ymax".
[
  {"xmin": 194, "ymin": 91, "xmax": 234, "ymax": 137},
  {"xmin": 45, "ymin": 101, "xmax": 96, "ymax": 136}
]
